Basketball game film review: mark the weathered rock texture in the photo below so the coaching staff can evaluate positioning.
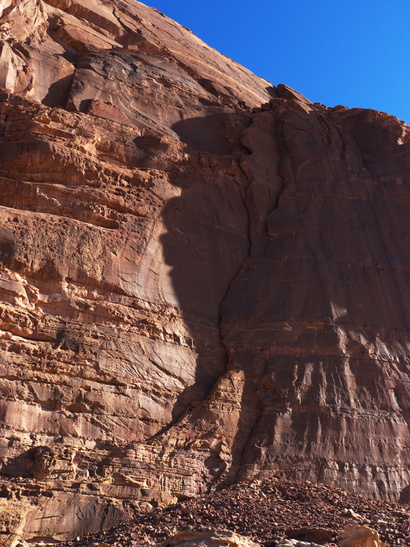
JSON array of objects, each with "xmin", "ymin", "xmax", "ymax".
[
  {"xmin": 0, "ymin": 0, "xmax": 410, "ymax": 544},
  {"xmin": 340, "ymin": 524, "xmax": 386, "ymax": 547},
  {"xmin": 158, "ymin": 530, "xmax": 261, "ymax": 547}
]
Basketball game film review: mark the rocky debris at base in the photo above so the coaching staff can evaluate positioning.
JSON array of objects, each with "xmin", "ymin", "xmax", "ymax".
[{"xmin": 60, "ymin": 477, "xmax": 409, "ymax": 547}]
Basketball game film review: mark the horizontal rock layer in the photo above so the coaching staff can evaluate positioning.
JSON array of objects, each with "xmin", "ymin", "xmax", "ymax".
[{"xmin": 0, "ymin": 0, "xmax": 410, "ymax": 544}]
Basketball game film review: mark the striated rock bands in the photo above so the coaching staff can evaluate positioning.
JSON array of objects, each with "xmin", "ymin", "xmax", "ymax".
[
  {"xmin": 0, "ymin": 0, "xmax": 410, "ymax": 544},
  {"xmin": 223, "ymin": 98, "xmax": 410, "ymax": 496}
]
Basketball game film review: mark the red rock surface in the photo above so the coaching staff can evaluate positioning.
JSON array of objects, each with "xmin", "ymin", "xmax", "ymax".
[{"xmin": 0, "ymin": 0, "xmax": 410, "ymax": 545}]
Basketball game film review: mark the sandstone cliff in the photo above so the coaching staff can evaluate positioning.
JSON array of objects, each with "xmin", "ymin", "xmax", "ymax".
[{"xmin": 0, "ymin": 0, "xmax": 410, "ymax": 544}]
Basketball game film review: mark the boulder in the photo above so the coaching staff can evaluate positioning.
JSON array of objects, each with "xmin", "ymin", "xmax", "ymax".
[
  {"xmin": 340, "ymin": 524, "xmax": 386, "ymax": 547},
  {"xmin": 160, "ymin": 530, "xmax": 260, "ymax": 547}
]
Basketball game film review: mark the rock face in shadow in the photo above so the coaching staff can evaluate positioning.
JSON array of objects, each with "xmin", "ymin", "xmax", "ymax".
[{"xmin": 0, "ymin": 0, "xmax": 410, "ymax": 544}]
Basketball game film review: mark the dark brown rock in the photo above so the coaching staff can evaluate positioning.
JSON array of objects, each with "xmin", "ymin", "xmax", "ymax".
[
  {"xmin": 398, "ymin": 485, "xmax": 410, "ymax": 504},
  {"xmin": 285, "ymin": 528, "xmax": 335, "ymax": 543}
]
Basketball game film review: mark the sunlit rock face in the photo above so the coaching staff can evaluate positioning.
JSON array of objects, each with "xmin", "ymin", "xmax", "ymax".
[{"xmin": 0, "ymin": 0, "xmax": 410, "ymax": 544}]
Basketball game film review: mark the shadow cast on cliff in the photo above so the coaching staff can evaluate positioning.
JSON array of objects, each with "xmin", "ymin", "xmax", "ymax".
[
  {"xmin": 157, "ymin": 110, "xmax": 256, "ymax": 479},
  {"xmin": 161, "ymin": 112, "xmax": 238, "ymax": 424},
  {"xmin": 42, "ymin": 74, "xmax": 75, "ymax": 109},
  {"xmin": 159, "ymin": 105, "xmax": 410, "ymax": 498}
]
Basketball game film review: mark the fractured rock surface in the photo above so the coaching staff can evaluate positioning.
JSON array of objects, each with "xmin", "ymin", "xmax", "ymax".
[{"xmin": 0, "ymin": 0, "xmax": 410, "ymax": 544}]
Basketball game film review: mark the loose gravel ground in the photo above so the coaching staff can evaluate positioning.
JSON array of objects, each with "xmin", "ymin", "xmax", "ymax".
[{"xmin": 62, "ymin": 477, "xmax": 410, "ymax": 546}]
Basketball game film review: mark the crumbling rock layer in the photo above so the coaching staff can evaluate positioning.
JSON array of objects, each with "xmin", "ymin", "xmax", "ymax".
[{"xmin": 0, "ymin": 0, "xmax": 410, "ymax": 544}]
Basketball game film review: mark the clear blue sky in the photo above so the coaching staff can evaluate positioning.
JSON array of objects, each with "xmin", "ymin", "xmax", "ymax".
[{"xmin": 146, "ymin": 0, "xmax": 410, "ymax": 124}]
